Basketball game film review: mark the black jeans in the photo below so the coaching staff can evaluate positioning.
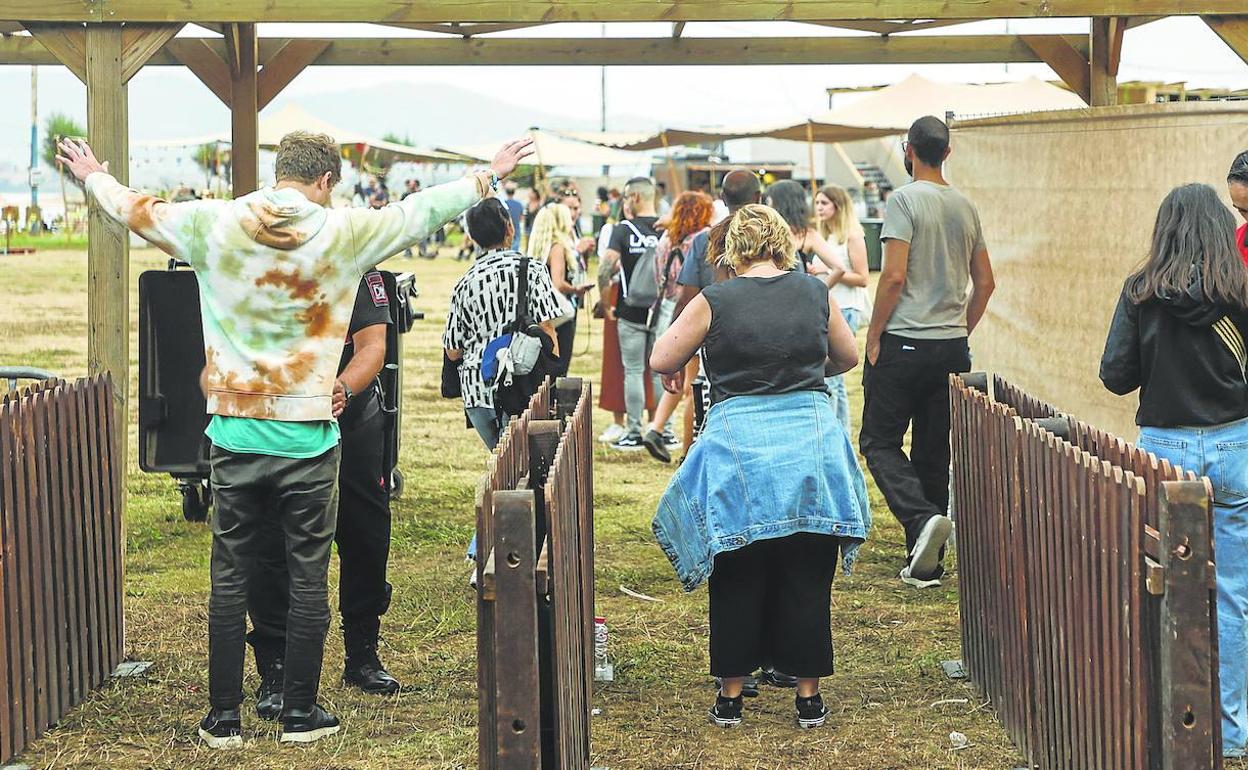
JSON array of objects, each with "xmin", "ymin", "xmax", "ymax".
[
  {"xmin": 708, "ymin": 533, "xmax": 843, "ymax": 679},
  {"xmin": 247, "ymin": 407, "xmax": 393, "ymax": 662},
  {"xmin": 860, "ymin": 333, "xmax": 971, "ymax": 555},
  {"xmin": 553, "ymin": 313, "xmax": 576, "ymax": 379},
  {"xmin": 208, "ymin": 444, "xmax": 340, "ymax": 711}
]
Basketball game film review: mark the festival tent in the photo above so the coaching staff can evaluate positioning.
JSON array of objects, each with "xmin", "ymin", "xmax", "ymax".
[
  {"xmin": 438, "ymin": 128, "xmax": 645, "ymax": 169},
  {"xmin": 136, "ymin": 103, "xmax": 471, "ymax": 165},
  {"xmin": 556, "ymin": 75, "xmax": 1087, "ymax": 150}
]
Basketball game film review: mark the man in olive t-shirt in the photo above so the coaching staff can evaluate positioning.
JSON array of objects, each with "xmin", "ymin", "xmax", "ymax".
[{"xmin": 861, "ymin": 116, "xmax": 996, "ymax": 589}]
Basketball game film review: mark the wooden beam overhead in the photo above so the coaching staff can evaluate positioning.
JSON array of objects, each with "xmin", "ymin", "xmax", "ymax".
[
  {"xmin": 0, "ymin": 33, "xmax": 1094, "ymax": 68},
  {"xmin": 1204, "ymin": 15, "xmax": 1248, "ymax": 66},
  {"xmin": 166, "ymin": 37, "xmax": 232, "ymax": 104},
  {"xmin": 672, "ymin": 21, "xmax": 687, "ymax": 39},
  {"xmin": 1089, "ymin": 17, "xmax": 1124, "ymax": 106},
  {"xmin": 1022, "ymin": 33, "xmax": 1091, "ymax": 103},
  {"xmin": 257, "ymin": 38, "xmax": 330, "ymax": 109},
  {"xmin": 379, "ymin": 21, "xmax": 550, "ymax": 36},
  {"xmin": 120, "ymin": 22, "xmax": 183, "ymax": 81},
  {"xmin": 805, "ymin": 18, "xmax": 983, "ymax": 35},
  {"xmin": 1, "ymin": 1, "xmax": 1245, "ymax": 24},
  {"xmin": 23, "ymin": 23, "xmax": 87, "ymax": 82}
]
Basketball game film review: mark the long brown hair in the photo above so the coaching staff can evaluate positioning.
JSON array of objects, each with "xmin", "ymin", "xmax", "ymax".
[{"xmin": 1127, "ymin": 183, "xmax": 1248, "ymax": 309}]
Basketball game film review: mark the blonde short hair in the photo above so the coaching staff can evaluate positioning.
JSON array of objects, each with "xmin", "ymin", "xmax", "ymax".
[
  {"xmin": 275, "ymin": 131, "xmax": 341, "ymax": 186},
  {"xmin": 723, "ymin": 204, "xmax": 797, "ymax": 272}
]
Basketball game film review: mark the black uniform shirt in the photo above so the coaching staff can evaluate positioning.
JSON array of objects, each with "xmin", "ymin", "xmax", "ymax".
[{"xmin": 337, "ymin": 271, "xmax": 392, "ymax": 426}]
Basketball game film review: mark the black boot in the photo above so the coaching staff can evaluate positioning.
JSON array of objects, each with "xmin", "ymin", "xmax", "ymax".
[
  {"xmin": 254, "ymin": 655, "xmax": 284, "ymax": 721},
  {"xmin": 343, "ymin": 618, "xmax": 401, "ymax": 695}
]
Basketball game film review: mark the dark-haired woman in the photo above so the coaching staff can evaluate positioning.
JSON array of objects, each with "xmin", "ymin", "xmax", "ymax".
[
  {"xmin": 1229, "ymin": 151, "xmax": 1248, "ymax": 265},
  {"xmin": 445, "ymin": 197, "xmax": 563, "ymax": 450},
  {"xmin": 1100, "ymin": 183, "xmax": 1248, "ymax": 759},
  {"xmin": 765, "ymin": 179, "xmax": 851, "ymax": 287}
]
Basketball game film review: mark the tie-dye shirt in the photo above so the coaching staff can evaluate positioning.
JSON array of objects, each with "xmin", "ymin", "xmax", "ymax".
[{"xmin": 86, "ymin": 171, "xmax": 489, "ymax": 422}]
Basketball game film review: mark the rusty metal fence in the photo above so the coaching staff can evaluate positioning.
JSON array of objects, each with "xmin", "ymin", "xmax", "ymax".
[
  {"xmin": 951, "ymin": 373, "xmax": 1221, "ymax": 770},
  {"xmin": 0, "ymin": 376, "xmax": 124, "ymax": 764},
  {"xmin": 477, "ymin": 377, "xmax": 595, "ymax": 770}
]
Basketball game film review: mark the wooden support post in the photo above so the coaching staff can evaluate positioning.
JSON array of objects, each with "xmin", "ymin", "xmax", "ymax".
[
  {"xmin": 1158, "ymin": 480, "xmax": 1217, "ymax": 770},
  {"xmin": 166, "ymin": 38, "xmax": 232, "ymax": 105},
  {"xmin": 805, "ymin": 121, "xmax": 818, "ymax": 199},
  {"xmin": 227, "ymin": 23, "xmax": 259, "ymax": 196},
  {"xmin": 1090, "ymin": 17, "xmax": 1124, "ymax": 106},
  {"xmin": 1204, "ymin": 15, "xmax": 1248, "ymax": 66},
  {"xmin": 84, "ymin": 25, "xmax": 129, "ymax": 477}
]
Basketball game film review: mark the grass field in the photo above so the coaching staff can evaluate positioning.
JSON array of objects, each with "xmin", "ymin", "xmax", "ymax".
[{"xmin": 0, "ymin": 243, "xmax": 1025, "ymax": 769}]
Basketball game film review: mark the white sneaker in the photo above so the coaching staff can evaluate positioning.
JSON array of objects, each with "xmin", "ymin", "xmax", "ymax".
[
  {"xmin": 598, "ymin": 423, "xmax": 627, "ymax": 444},
  {"xmin": 899, "ymin": 566, "xmax": 943, "ymax": 589},
  {"xmin": 907, "ymin": 515, "xmax": 953, "ymax": 583}
]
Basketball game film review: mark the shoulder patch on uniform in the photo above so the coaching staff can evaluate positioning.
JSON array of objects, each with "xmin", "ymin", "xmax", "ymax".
[{"xmin": 366, "ymin": 272, "xmax": 389, "ymax": 307}]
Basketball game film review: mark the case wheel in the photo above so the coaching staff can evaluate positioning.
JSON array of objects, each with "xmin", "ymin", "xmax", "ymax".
[
  {"xmin": 389, "ymin": 469, "xmax": 404, "ymax": 501},
  {"xmin": 180, "ymin": 481, "xmax": 211, "ymax": 523}
]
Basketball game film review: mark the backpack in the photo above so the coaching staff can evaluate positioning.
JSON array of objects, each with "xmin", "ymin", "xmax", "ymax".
[{"xmin": 619, "ymin": 220, "xmax": 661, "ymax": 310}]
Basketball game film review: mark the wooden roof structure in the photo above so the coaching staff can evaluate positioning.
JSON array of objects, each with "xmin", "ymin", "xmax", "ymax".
[{"xmin": 0, "ymin": 1, "xmax": 1245, "ymax": 478}]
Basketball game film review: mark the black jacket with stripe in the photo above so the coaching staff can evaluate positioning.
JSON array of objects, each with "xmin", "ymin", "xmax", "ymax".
[{"xmin": 1101, "ymin": 277, "xmax": 1248, "ymax": 428}]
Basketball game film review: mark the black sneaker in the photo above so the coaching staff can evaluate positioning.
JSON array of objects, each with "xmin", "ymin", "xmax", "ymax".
[
  {"xmin": 642, "ymin": 430, "xmax": 672, "ymax": 463},
  {"xmin": 759, "ymin": 667, "xmax": 798, "ymax": 688},
  {"xmin": 198, "ymin": 707, "xmax": 243, "ymax": 750},
  {"xmin": 796, "ymin": 693, "xmax": 829, "ymax": 729},
  {"xmin": 280, "ymin": 704, "xmax": 341, "ymax": 744},
  {"xmin": 611, "ymin": 433, "xmax": 645, "ymax": 451},
  {"xmin": 707, "ymin": 693, "xmax": 743, "ymax": 728},
  {"xmin": 256, "ymin": 659, "xmax": 284, "ymax": 721},
  {"xmin": 344, "ymin": 657, "xmax": 401, "ymax": 695}
]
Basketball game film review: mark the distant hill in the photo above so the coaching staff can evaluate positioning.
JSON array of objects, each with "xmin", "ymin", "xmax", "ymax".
[{"xmin": 0, "ymin": 68, "xmax": 661, "ymax": 166}]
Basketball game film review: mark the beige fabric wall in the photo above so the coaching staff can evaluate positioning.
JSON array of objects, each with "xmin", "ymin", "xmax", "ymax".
[{"xmin": 947, "ymin": 102, "xmax": 1248, "ymax": 438}]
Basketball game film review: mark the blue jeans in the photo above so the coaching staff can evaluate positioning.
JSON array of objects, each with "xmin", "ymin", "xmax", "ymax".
[
  {"xmin": 466, "ymin": 406, "xmax": 508, "ymax": 559},
  {"xmin": 825, "ymin": 308, "xmax": 863, "ymax": 433},
  {"xmin": 1139, "ymin": 417, "xmax": 1248, "ymax": 757}
]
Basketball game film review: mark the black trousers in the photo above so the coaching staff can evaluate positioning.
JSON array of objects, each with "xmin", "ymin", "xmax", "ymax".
[
  {"xmin": 860, "ymin": 333, "xmax": 971, "ymax": 555},
  {"xmin": 708, "ymin": 533, "xmax": 842, "ymax": 679},
  {"xmin": 209, "ymin": 445, "xmax": 340, "ymax": 711},
  {"xmin": 247, "ymin": 407, "xmax": 393, "ymax": 663},
  {"xmin": 553, "ymin": 314, "xmax": 576, "ymax": 379}
]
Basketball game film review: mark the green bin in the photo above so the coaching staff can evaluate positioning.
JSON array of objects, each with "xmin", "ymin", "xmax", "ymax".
[{"xmin": 863, "ymin": 218, "xmax": 884, "ymax": 272}]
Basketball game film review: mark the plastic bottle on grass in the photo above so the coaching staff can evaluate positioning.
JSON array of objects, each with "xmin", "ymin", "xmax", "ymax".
[{"xmin": 594, "ymin": 616, "xmax": 614, "ymax": 682}]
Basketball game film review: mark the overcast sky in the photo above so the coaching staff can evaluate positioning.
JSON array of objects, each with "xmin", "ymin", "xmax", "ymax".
[{"xmin": 0, "ymin": 17, "xmax": 1244, "ymax": 168}]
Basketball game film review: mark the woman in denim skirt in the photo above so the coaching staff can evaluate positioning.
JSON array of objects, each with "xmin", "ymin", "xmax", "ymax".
[
  {"xmin": 650, "ymin": 204, "xmax": 871, "ymax": 730},
  {"xmin": 1100, "ymin": 183, "xmax": 1248, "ymax": 759}
]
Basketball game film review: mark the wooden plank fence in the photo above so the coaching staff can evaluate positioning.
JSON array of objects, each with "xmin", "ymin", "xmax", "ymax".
[
  {"xmin": 951, "ymin": 373, "xmax": 1221, "ymax": 770},
  {"xmin": 0, "ymin": 375, "xmax": 124, "ymax": 764},
  {"xmin": 477, "ymin": 377, "xmax": 595, "ymax": 770}
]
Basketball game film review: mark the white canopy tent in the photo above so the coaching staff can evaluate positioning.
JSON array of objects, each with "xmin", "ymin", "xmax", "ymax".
[
  {"xmin": 557, "ymin": 75, "xmax": 1088, "ymax": 150},
  {"xmin": 439, "ymin": 129, "xmax": 645, "ymax": 169},
  {"xmin": 136, "ymin": 103, "xmax": 471, "ymax": 166}
]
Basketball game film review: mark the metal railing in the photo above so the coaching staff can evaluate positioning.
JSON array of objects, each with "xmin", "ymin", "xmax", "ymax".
[
  {"xmin": 477, "ymin": 377, "xmax": 595, "ymax": 770},
  {"xmin": 951, "ymin": 373, "xmax": 1221, "ymax": 770},
  {"xmin": 0, "ymin": 376, "xmax": 124, "ymax": 764}
]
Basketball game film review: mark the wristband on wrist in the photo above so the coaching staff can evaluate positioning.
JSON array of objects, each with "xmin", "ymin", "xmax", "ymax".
[{"xmin": 338, "ymin": 379, "xmax": 354, "ymax": 402}]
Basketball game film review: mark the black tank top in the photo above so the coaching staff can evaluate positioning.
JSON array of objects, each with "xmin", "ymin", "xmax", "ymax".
[{"xmin": 701, "ymin": 271, "xmax": 829, "ymax": 405}]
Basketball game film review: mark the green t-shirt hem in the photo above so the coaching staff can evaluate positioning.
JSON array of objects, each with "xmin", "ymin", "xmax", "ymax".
[{"xmin": 205, "ymin": 415, "xmax": 341, "ymax": 459}]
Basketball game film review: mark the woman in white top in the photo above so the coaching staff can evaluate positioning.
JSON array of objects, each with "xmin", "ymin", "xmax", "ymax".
[
  {"xmin": 527, "ymin": 202, "xmax": 589, "ymax": 377},
  {"xmin": 815, "ymin": 185, "xmax": 872, "ymax": 432}
]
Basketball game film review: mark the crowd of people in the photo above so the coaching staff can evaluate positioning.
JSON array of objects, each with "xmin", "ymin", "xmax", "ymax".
[{"xmin": 52, "ymin": 108, "xmax": 1248, "ymax": 756}]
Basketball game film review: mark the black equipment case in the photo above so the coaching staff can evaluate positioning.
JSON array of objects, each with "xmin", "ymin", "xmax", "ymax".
[{"xmin": 137, "ymin": 260, "xmax": 421, "ymax": 521}]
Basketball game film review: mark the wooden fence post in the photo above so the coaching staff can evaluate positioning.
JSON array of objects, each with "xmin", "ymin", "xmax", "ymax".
[
  {"xmin": 1158, "ymin": 480, "xmax": 1217, "ymax": 770},
  {"xmin": 492, "ymin": 490, "xmax": 542, "ymax": 770}
]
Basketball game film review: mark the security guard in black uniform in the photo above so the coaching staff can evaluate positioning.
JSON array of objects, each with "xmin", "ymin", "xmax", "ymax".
[{"xmin": 247, "ymin": 270, "xmax": 400, "ymax": 719}]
